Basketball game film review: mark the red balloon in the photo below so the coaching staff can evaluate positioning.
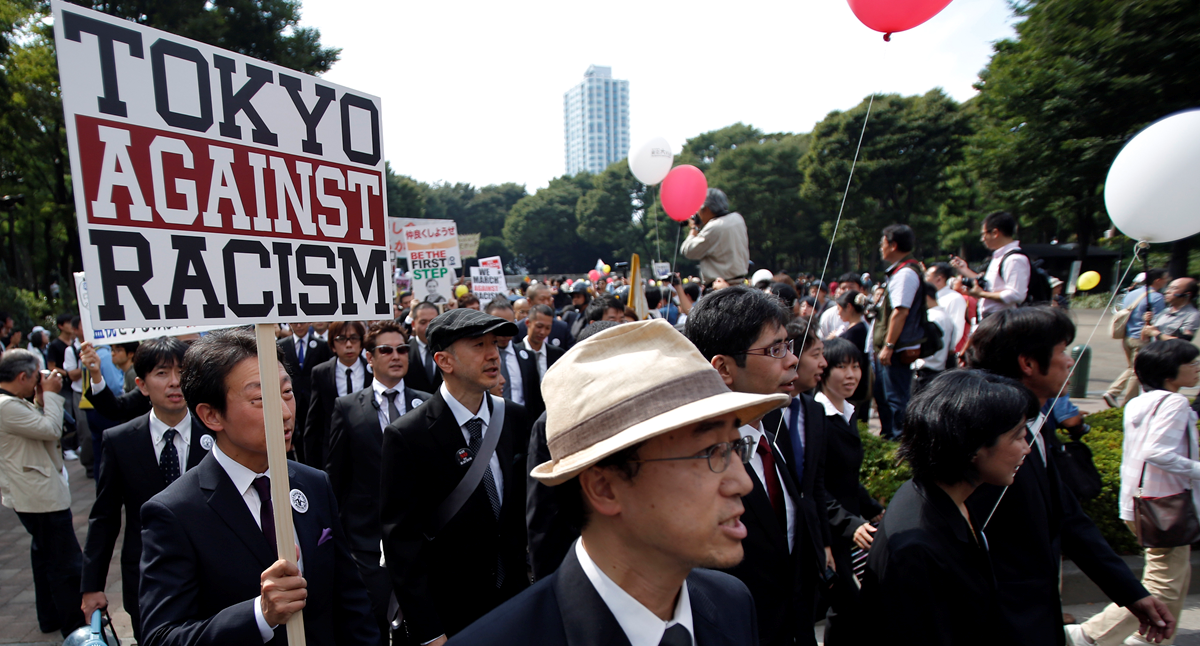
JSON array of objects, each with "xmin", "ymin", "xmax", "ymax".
[
  {"xmin": 588, "ymin": 269, "xmax": 601, "ymax": 282},
  {"xmin": 660, "ymin": 165, "xmax": 708, "ymax": 222},
  {"xmin": 847, "ymin": 0, "xmax": 953, "ymax": 40}
]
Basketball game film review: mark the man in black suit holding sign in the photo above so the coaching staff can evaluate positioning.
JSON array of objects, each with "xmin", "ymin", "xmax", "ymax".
[
  {"xmin": 450, "ymin": 319, "xmax": 776, "ymax": 646},
  {"xmin": 80, "ymin": 337, "xmax": 212, "ymax": 641},
  {"xmin": 325, "ymin": 320, "xmax": 431, "ymax": 645},
  {"xmin": 381, "ymin": 308, "xmax": 532, "ymax": 646},
  {"xmin": 138, "ymin": 329, "xmax": 377, "ymax": 646}
]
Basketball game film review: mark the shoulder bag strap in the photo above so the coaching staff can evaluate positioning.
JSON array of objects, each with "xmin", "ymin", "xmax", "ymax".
[
  {"xmin": 425, "ymin": 394, "xmax": 506, "ymax": 539},
  {"xmin": 1138, "ymin": 396, "xmax": 1173, "ymax": 491}
]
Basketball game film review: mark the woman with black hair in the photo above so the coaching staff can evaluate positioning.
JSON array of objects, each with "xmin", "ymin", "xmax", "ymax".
[
  {"xmin": 834, "ymin": 291, "xmax": 872, "ymax": 412},
  {"xmin": 859, "ymin": 369, "xmax": 1035, "ymax": 645},
  {"xmin": 815, "ymin": 337, "xmax": 882, "ymax": 645},
  {"xmin": 1070, "ymin": 339, "xmax": 1200, "ymax": 646}
]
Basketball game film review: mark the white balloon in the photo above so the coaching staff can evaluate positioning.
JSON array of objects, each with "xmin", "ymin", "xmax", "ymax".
[
  {"xmin": 1105, "ymin": 109, "xmax": 1200, "ymax": 243},
  {"xmin": 629, "ymin": 137, "xmax": 674, "ymax": 185}
]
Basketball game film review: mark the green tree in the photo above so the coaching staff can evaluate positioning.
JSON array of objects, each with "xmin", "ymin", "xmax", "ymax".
[
  {"xmin": 385, "ymin": 165, "xmax": 427, "ymax": 220},
  {"xmin": 503, "ymin": 175, "xmax": 596, "ymax": 273}
]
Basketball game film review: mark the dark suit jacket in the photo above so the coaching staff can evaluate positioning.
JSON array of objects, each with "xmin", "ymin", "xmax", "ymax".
[
  {"xmin": 526, "ymin": 412, "xmax": 582, "ymax": 580},
  {"xmin": 514, "ymin": 318, "xmax": 574, "ymax": 352},
  {"xmin": 380, "ymin": 391, "xmax": 531, "ymax": 643},
  {"xmin": 325, "ymin": 384, "xmax": 431, "ymax": 553},
  {"xmin": 860, "ymin": 479, "xmax": 1014, "ymax": 646},
  {"xmin": 404, "ymin": 337, "xmax": 443, "ymax": 396},
  {"xmin": 966, "ymin": 428, "xmax": 1147, "ymax": 646},
  {"xmin": 82, "ymin": 414, "xmax": 213, "ymax": 630},
  {"xmin": 303, "ymin": 356, "xmax": 371, "ymax": 468},
  {"xmin": 278, "ymin": 334, "xmax": 331, "ymax": 465},
  {"xmin": 764, "ymin": 395, "xmax": 833, "ymax": 569},
  {"xmin": 515, "ymin": 343, "xmax": 565, "ymax": 420},
  {"xmin": 85, "ymin": 380, "xmax": 151, "ymax": 424},
  {"xmin": 821, "ymin": 408, "xmax": 883, "ymax": 551},
  {"xmin": 446, "ymin": 544, "xmax": 758, "ymax": 646},
  {"xmin": 138, "ymin": 454, "xmax": 378, "ymax": 646}
]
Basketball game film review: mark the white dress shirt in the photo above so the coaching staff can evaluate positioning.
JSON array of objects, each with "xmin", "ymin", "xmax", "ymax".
[
  {"xmin": 292, "ymin": 332, "xmax": 315, "ymax": 368},
  {"xmin": 334, "ymin": 358, "xmax": 367, "ymax": 397},
  {"xmin": 935, "ymin": 285, "xmax": 968, "ymax": 350},
  {"xmin": 818, "ymin": 305, "xmax": 846, "ymax": 339},
  {"xmin": 814, "ymin": 391, "xmax": 855, "ymax": 425},
  {"xmin": 499, "ymin": 343, "xmax": 524, "ymax": 405},
  {"xmin": 575, "ymin": 539, "xmax": 695, "ymax": 646},
  {"xmin": 738, "ymin": 422, "xmax": 795, "ymax": 552},
  {"xmin": 915, "ymin": 305, "xmax": 952, "ymax": 372},
  {"xmin": 149, "ymin": 410, "xmax": 193, "ymax": 472},
  {"xmin": 523, "ymin": 337, "xmax": 548, "ymax": 378},
  {"xmin": 440, "ymin": 383, "xmax": 503, "ymax": 502},
  {"xmin": 210, "ymin": 444, "xmax": 301, "ymax": 642},
  {"xmin": 980, "ymin": 240, "xmax": 1031, "ymax": 315},
  {"xmin": 372, "ymin": 378, "xmax": 409, "ymax": 430}
]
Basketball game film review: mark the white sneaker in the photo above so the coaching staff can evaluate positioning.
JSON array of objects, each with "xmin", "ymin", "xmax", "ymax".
[
  {"xmin": 1065, "ymin": 624, "xmax": 1095, "ymax": 646},
  {"xmin": 1124, "ymin": 635, "xmax": 1153, "ymax": 646},
  {"xmin": 63, "ymin": 449, "xmax": 78, "ymax": 461}
]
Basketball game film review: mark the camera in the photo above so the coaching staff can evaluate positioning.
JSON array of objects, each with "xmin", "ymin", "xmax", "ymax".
[{"xmin": 38, "ymin": 370, "xmax": 51, "ymax": 383}]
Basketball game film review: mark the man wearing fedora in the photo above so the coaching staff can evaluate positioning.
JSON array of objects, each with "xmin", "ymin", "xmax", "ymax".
[
  {"xmin": 686, "ymin": 285, "xmax": 831, "ymax": 646},
  {"xmin": 380, "ymin": 308, "xmax": 532, "ymax": 646},
  {"xmin": 450, "ymin": 319, "xmax": 782, "ymax": 646}
]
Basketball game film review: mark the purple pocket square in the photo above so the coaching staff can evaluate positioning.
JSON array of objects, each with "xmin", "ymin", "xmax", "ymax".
[{"xmin": 318, "ymin": 528, "xmax": 333, "ymax": 546}]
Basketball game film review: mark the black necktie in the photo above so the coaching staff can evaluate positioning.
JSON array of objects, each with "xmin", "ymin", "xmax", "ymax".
[
  {"xmin": 465, "ymin": 417, "xmax": 505, "ymax": 587},
  {"xmin": 424, "ymin": 345, "xmax": 436, "ymax": 381},
  {"xmin": 159, "ymin": 428, "xmax": 181, "ymax": 485},
  {"xmin": 789, "ymin": 398, "xmax": 805, "ymax": 483},
  {"xmin": 499, "ymin": 348, "xmax": 512, "ymax": 399},
  {"xmin": 345, "ymin": 368, "xmax": 353, "ymax": 395},
  {"xmin": 660, "ymin": 624, "xmax": 691, "ymax": 646},
  {"xmin": 385, "ymin": 390, "xmax": 400, "ymax": 425},
  {"xmin": 251, "ymin": 476, "xmax": 276, "ymax": 548}
]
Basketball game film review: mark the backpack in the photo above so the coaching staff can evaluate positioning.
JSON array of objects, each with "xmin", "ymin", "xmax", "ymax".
[{"xmin": 999, "ymin": 250, "xmax": 1054, "ymax": 305}]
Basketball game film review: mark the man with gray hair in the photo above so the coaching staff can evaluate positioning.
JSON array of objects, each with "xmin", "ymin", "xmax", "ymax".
[
  {"xmin": 0, "ymin": 349, "xmax": 85, "ymax": 636},
  {"xmin": 680, "ymin": 187, "xmax": 750, "ymax": 286}
]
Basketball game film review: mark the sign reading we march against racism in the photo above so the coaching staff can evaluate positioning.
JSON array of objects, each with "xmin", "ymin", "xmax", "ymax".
[{"xmin": 53, "ymin": 1, "xmax": 391, "ymax": 328}]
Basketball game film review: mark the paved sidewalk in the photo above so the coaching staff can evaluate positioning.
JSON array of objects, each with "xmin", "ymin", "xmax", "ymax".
[{"xmin": 1063, "ymin": 595, "xmax": 1200, "ymax": 645}]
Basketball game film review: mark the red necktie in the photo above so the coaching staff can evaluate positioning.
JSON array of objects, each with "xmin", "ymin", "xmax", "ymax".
[{"xmin": 757, "ymin": 438, "xmax": 786, "ymax": 530}]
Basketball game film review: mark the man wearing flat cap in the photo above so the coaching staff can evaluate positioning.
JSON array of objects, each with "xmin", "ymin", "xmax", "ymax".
[
  {"xmin": 380, "ymin": 308, "xmax": 532, "ymax": 646},
  {"xmin": 449, "ymin": 319, "xmax": 785, "ymax": 646}
]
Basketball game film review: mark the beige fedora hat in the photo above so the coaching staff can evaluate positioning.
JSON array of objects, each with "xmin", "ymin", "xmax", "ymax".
[{"xmin": 531, "ymin": 318, "xmax": 789, "ymax": 485}]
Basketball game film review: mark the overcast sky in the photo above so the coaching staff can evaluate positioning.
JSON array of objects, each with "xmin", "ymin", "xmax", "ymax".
[{"xmin": 300, "ymin": 0, "xmax": 1018, "ymax": 191}]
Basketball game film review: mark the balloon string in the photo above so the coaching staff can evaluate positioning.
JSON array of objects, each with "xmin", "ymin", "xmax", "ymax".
[
  {"xmin": 982, "ymin": 241, "xmax": 1146, "ymax": 531},
  {"xmin": 800, "ymin": 93, "xmax": 875, "ymax": 348},
  {"xmin": 651, "ymin": 185, "xmax": 661, "ymax": 263},
  {"xmin": 671, "ymin": 224, "xmax": 681, "ymax": 277}
]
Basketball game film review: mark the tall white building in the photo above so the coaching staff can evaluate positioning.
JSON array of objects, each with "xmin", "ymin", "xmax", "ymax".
[{"xmin": 564, "ymin": 65, "xmax": 629, "ymax": 176}]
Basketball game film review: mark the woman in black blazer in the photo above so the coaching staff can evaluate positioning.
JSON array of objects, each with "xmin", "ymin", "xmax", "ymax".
[
  {"xmin": 858, "ymin": 370, "xmax": 1036, "ymax": 646},
  {"xmin": 816, "ymin": 338, "xmax": 882, "ymax": 645}
]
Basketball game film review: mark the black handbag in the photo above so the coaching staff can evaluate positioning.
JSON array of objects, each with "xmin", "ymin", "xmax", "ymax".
[
  {"xmin": 1056, "ymin": 440, "xmax": 1103, "ymax": 501},
  {"xmin": 1133, "ymin": 398, "xmax": 1200, "ymax": 548}
]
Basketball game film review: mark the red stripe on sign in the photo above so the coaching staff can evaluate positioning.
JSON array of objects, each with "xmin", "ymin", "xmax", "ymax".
[{"xmin": 75, "ymin": 115, "xmax": 386, "ymax": 247}]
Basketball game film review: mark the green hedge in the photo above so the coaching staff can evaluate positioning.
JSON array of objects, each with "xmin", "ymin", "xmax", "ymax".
[{"xmin": 857, "ymin": 407, "xmax": 1139, "ymax": 555}]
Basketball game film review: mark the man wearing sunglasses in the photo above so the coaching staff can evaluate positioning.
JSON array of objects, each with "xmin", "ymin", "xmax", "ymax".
[
  {"xmin": 686, "ymin": 285, "xmax": 831, "ymax": 646},
  {"xmin": 448, "ymin": 319, "xmax": 783, "ymax": 646},
  {"xmin": 304, "ymin": 321, "xmax": 372, "ymax": 467},
  {"xmin": 325, "ymin": 321, "xmax": 432, "ymax": 646}
]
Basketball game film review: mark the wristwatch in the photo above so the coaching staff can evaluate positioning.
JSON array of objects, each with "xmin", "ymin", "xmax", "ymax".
[{"xmin": 884, "ymin": 342, "xmax": 896, "ymax": 349}]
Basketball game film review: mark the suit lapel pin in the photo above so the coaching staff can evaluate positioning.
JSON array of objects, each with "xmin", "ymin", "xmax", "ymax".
[
  {"xmin": 551, "ymin": 338, "xmax": 561, "ymax": 346},
  {"xmin": 290, "ymin": 489, "xmax": 309, "ymax": 513},
  {"xmin": 199, "ymin": 435, "xmax": 214, "ymax": 451},
  {"xmin": 308, "ymin": 339, "xmax": 318, "ymax": 349},
  {"xmin": 519, "ymin": 350, "xmax": 529, "ymax": 360},
  {"xmin": 412, "ymin": 398, "xmax": 423, "ymax": 409},
  {"xmin": 456, "ymin": 448, "xmax": 473, "ymax": 466}
]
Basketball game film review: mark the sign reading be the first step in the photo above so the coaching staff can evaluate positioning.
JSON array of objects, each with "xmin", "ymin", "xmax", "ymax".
[{"xmin": 54, "ymin": 0, "xmax": 392, "ymax": 327}]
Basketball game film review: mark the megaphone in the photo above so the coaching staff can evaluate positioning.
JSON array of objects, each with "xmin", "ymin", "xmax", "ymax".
[{"xmin": 62, "ymin": 609, "xmax": 118, "ymax": 646}]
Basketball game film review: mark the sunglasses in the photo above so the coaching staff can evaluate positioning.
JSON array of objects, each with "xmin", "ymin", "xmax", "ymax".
[
  {"xmin": 334, "ymin": 335, "xmax": 362, "ymax": 343},
  {"xmin": 374, "ymin": 344, "xmax": 409, "ymax": 356}
]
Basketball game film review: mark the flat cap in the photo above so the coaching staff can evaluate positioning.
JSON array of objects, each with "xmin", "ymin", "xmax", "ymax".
[{"xmin": 426, "ymin": 308, "xmax": 518, "ymax": 353}]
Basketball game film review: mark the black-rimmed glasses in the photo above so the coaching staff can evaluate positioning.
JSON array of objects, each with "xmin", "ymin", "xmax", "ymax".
[
  {"xmin": 334, "ymin": 334, "xmax": 362, "ymax": 343},
  {"xmin": 741, "ymin": 339, "xmax": 794, "ymax": 359},
  {"xmin": 628, "ymin": 436, "xmax": 755, "ymax": 473}
]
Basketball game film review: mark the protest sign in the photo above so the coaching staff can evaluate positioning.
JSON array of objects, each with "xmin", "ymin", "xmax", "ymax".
[
  {"xmin": 652, "ymin": 262, "xmax": 672, "ymax": 279},
  {"xmin": 479, "ymin": 255, "xmax": 503, "ymax": 272},
  {"xmin": 74, "ymin": 272, "xmax": 227, "ymax": 344},
  {"xmin": 389, "ymin": 216, "xmax": 438, "ymax": 255},
  {"xmin": 413, "ymin": 267, "xmax": 455, "ymax": 305},
  {"xmin": 55, "ymin": 1, "xmax": 391, "ymax": 329},
  {"xmin": 469, "ymin": 267, "xmax": 505, "ymax": 300},
  {"xmin": 405, "ymin": 219, "xmax": 459, "ymax": 304},
  {"xmin": 459, "ymin": 233, "xmax": 480, "ymax": 260}
]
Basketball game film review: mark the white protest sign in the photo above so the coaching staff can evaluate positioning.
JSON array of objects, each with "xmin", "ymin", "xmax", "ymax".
[
  {"xmin": 405, "ymin": 220, "xmax": 460, "ymax": 306},
  {"xmin": 413, "ymin": 267, "xmax": 455, "ymax": 305},
  {"xmin": 459, "ymin": 233, "xmax": 480, "ymax": 260},
  {"xmin": 479, "ymin": 255, "xmax": 503, "ymax": 272},
  {"xmin": 652, "ymin": 262, "xmax": 672, "ymax": 279},
  {"xmin": 74, "ymin": 272, "xmax": 227, "ymax": 345},
  {"xmin": 389, "ymin": 217, "xmax": 439, "ymax": 255},
  {"xmin": 54, "ymin": 1, "xmax": 391, "ymax": 328},
  {"xmin": 469, "ymin": 267, "xmax": 504, "ymax": 299}
]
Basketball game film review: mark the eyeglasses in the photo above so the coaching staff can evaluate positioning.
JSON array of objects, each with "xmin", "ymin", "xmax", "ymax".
[
  {"xmin": 629, "ymin": 436, "xmax": 755, "ymax": 474},
  {"xmin": 374, "ymin": 344, "xmax": 409, "ymax": 356},
  {"xmin": 334, "ymin": 335, "xmax": 362, "ymax": 343},
  {"xmin": 741, "ymin": 339, "xmax": 794, "ymax": 359}
]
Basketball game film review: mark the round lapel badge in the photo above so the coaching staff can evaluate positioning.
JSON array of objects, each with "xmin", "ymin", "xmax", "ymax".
[
  {"xmin": 551, "ymin": 338, "xmax": 561, "ymax": 347},
  {"xmin": 290, "ymin": 489, "xmax": 309, "ymax": 514},
  {"xmin": 308, "ymin": 339, "xmax": 318, "ymax": 349},
  {"xmin": 199, "ymin": 434, "xmax": 214, "ymax": 451},
  {"xmin": 519, "ymin": 350, "xmax": 529, "ymax": 360},
  {"xmin": 411, "ymin": 398, "xmax": 423, "ymax": 409}
]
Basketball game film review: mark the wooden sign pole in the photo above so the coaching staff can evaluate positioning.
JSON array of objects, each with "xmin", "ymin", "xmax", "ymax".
[{"xmin": 255, "ymin": 323, "xmax": 306, "ymax": 646}]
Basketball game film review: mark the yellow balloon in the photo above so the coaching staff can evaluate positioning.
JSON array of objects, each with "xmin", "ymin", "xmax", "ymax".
[
  {"xmin": 603, "ymin": 264, "xmax": 612, "ymax": 274},
  {"xmin": 455, "ymin": 285, "xmax": 469, "ymax": 298},
  {"xmin": 1077, "ymin": 271, "xmax": 1101, "ymax": 291}
]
